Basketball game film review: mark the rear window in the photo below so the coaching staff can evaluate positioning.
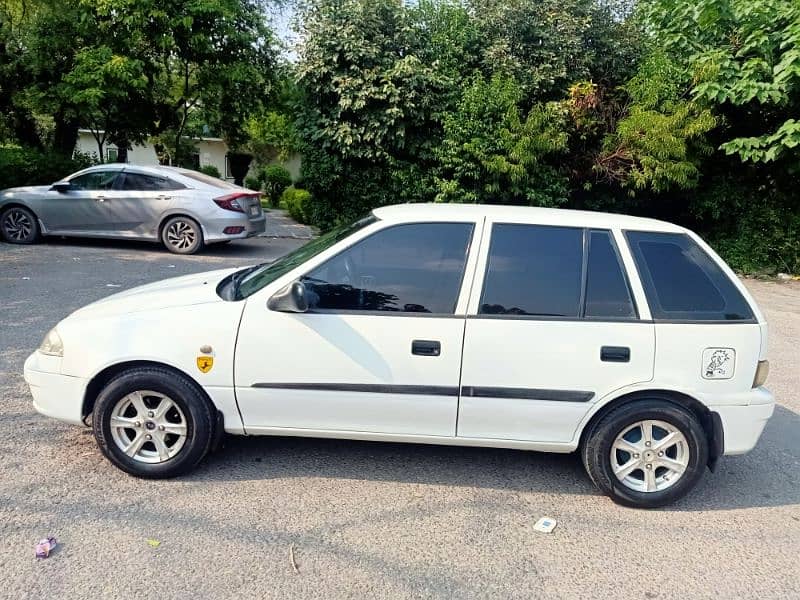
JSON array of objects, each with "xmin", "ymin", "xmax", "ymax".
[
  {"xmin": 177, "ymin": 169, "xmax": 238, "ymax": 189},
  {"xmin": 625, "ymin": 231, "xmax": 754, "ymax": 321}
]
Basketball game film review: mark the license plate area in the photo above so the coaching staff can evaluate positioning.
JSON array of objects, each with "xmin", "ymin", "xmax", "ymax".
[{"xmin": 249, "ymin": 205, "xmax": 260, "ymax": 216}]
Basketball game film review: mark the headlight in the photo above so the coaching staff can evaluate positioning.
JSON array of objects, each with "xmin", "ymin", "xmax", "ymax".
[{"xmin": 39, "ymin": 328, "xmax": 64, "ymax": 357}]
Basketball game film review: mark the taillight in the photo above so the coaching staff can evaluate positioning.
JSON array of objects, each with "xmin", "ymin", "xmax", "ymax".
[
  {"xmin": 214, "ymin": 192, "xmax": 257, "ymax": 213},
  {"xmin": 753, "ymin": 360, "xmax": 769, "ymax": 387}
]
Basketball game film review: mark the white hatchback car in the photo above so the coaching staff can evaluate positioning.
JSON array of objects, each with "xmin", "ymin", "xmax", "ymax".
[{"xmin": 24, "ymin": 204, "xmax": 773, "ymax": 507}]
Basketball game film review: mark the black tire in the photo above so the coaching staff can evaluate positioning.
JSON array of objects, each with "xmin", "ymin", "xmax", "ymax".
[
  {"xmin": 92, "ymin": 367, "xmax": 216, "ymax": 478},
  {"xmin": 161, "ymin": 216, "xmax": 204, "ymax": 255},
  {"xmin": 0, "ymin": 206, "xmax": 40, "ymax": 244},
  {"xmin": 581, "ymin": 400, "xmax": 709, "ymax": 508}
]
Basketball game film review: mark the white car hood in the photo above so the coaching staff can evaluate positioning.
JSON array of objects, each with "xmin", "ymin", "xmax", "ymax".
[{"xmin": 69, "ymin": 267, "xmax": 241, "ymax": 319}]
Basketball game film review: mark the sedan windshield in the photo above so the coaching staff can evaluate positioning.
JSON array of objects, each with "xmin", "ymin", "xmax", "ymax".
[{"xmin": 234, "ymin": 214, "xmax": 377, "ymax": 299}]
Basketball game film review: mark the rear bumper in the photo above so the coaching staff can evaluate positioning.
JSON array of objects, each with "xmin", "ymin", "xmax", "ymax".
[
  {"xmin": 203, "ymin": 213, "xmax": 266, "ymax": 242},
  {"xmin": 24, "ymin": 352, "xmax": 87, "ymax": 426},
  {"xmin": 712, "ymin": 387, "xmax": 774, "ymax": 455}
]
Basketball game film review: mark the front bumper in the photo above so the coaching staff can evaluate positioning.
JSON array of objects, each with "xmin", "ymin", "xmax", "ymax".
[
  {"xmin": 24, "ymin": 352, "xmax": 88, "ymax": 426},
  {"xmin": 711, "ymin": 387, "xmax": 775, "ymax": 455}
]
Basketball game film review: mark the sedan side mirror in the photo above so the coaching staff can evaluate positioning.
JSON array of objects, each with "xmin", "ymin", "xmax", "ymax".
[
  {"xmin": 51, "ymin": 182, "xmax": 73, "ymax": 193},
  {"xmin": 267, "ymin": 280, "xmax": 309, "ymax": 313}
]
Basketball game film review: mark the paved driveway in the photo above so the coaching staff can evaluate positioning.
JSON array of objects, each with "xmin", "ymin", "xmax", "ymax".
[{"xmin": 0, "ymin": 232, "xmax": 798, "ymax": 599}]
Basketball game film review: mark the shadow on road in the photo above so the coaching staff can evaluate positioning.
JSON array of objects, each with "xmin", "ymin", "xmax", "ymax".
[{"xmin": 184, "ymin": 403, "xmax": 800, "ymax": 511}]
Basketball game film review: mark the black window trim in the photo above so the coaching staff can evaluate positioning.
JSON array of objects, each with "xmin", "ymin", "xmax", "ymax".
[
  {"xmin": 298, "ymin": 220, "xmax": 478, "ymax": 317},
  {"xmin": 475, "ymin": 222, "xmax": 641, "ymax": 323},
  {"xmin": 623, "ymin": 228, "xmax": 757, "ymax": 324}
]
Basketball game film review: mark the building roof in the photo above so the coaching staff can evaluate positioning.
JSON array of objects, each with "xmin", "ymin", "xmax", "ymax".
[{"xmin": 372, "ymin": 203, "xmax": 685, "ymax": 233}]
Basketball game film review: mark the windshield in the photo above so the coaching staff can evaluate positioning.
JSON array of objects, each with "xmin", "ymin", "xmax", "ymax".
[{"xmin": 235, "ymin": 214, "xmax": 378, "ymax": 299}]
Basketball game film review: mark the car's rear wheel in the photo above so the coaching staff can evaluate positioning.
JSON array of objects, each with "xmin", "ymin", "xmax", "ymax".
[
  {"xmin": 93, "ymin": 367, "xmax": 215, "ymax": 478},
  {"xmin": 581, "ymin": 400, "xmax": 708, "ymax": 508},
  {"xmin": 161, "ymin": 216, "xmax": 204, "ymax": 255},
  {"xmin": 0, "ymin": 206, "xmax": 40, "ymax": 244}
]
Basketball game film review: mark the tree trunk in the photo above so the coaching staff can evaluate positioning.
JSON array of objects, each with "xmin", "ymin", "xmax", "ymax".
[
  {"xmin": 53, "ymin": 113, "xmax": 80, "ymax": 156},
  {"xmin": 116, "ymin": 141, "xmax": 129, "ymax": 163},
  {"xmin": 228, "ymin": 153, "xmax": 252, "ymax": 186}
]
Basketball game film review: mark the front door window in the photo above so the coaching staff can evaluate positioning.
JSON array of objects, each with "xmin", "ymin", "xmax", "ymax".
[{"xmin": 302, "ymin": 222, "xmax": 474, "ymax": 314}]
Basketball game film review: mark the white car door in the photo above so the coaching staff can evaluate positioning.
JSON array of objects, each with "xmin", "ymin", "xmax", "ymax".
[
  {"xmin": 457, "ymin": 220, "xmax": 655, "ymax": 444},
  {"xmin": 234, "ymin": 220, "xmax": 479, "ymax": 437}
]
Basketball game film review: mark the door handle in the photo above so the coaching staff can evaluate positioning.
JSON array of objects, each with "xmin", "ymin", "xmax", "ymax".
[
  {"xmin": 157, "ymin": 195, "xmax": 171, "ymax": 201},
  {"xmin": 601, "ymin": 346, "xmax": 630, "ymax": 363},
  {"xmin": 412, "ymin": 340, "xmax": 441, "ymax": 356}
]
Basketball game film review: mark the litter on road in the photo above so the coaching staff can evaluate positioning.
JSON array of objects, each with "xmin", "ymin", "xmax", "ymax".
[
  {"xmin": 35, "ymin": 537, "xmax": 57, "ymax": 559},
  {"xmin": 533, "ymin": 517, "xmax": 558, "ymax": 534}
]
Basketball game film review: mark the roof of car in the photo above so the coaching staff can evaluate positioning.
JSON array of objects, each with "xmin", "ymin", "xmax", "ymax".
[{"xmin": 372, "ymin": 203, "xmax": 686, "ymax": 233}]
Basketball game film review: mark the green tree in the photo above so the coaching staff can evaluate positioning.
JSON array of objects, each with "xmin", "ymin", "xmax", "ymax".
[
  {"xmin": 435, "ymin": 74, "xmax": 569, "ymax": 205},
  {"xmin": 641, "ymin": 0, "xmax": 800, "ymax": 163}
]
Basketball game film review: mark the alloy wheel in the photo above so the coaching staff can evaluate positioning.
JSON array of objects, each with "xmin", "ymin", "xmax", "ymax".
[
  {"xmin": 165, "ymin": 220, "xmax": 197, "ymax": 251},
  {"xmin": 109, "ymin": 390, "xmax": 188, "ymax": 464},
  {"xmin": 610, "ymin": 419, "xmax": 689, "ymax": 493},
  {"xmin": 2, "ymin": 209, "xmax": 34, "ymax": 241}
]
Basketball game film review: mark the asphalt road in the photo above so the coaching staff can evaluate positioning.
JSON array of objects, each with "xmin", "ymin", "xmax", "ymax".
[{"xmin": 1, "ymin": 232, "xmax": 799, "ymax": 599}]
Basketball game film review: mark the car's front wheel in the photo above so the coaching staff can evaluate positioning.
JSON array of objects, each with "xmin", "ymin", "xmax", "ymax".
[
  {"xmin": 0, "ymin": 206, "xmax": 40, "ymax": 244},
  {"xmin": 93, "ymin": 367, "xmax": 215, "ymax": 478},
  {"xmin": 581, "ymin": 400, "xmax": 709, "ymax": 508},
  {"xmin": 161, "ymin": 216, "xmax": 204, "ymax": 255}
]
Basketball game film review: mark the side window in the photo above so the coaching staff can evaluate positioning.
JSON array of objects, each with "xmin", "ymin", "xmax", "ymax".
[
  {"xmin": 69, "ymin": 171, "xmax": 118, "ymax": 191},
  {"xmin": 480, "ymin": 224, "xmax": 583, "ymax": 317},
  {"xmin": 626, "ymin": 231, "xmax": 754, "ymax": 321},
  {"xmin": 303, "ymin": 223, "xmax": 474, "ymax": 314},
  {"xmin": 120, "ymin": 173, "xmax": 184, "ymax": 191},
  {"xmin": 585, "ymin": 230, "xmax": 637, "ymax": 319}
]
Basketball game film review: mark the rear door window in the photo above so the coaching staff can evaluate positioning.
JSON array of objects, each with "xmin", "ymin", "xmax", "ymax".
[
  {"xmin": 585, "ymin": 230, "xmax": 637, "ymax": 319},
  {"xmin": 625, "ymin": 231, "xmax": 754, "ymax": 321},
  {"xmin": 120, "ymin": 173, "xmax": 184, "ymax": 191},
  {"xmin": 480, "ymin": 224, "xmax": 584, "ymax": 317}
]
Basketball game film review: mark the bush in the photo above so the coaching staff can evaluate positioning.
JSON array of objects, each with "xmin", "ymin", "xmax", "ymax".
[
  {"xmin": 244, "ymin": 175, "xmax": 261, "ymax": 191},
  {"xmin": 198, "ymin": 164, "xmax": 221, "ymax": 178},
  {"xmin": 261, "ymin": 164, "xmax": 292, "ymax": 206},
  {"xmin": 0, "ymin": 145, "xmax": 95, "ymax": 190},
  {"xmin": 280, "ymin": 186, "xmax": 313, "ymax": 223}
]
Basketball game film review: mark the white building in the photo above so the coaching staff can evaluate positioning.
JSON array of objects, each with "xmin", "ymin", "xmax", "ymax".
[{"xmin": 75, "ymin": 130, "xmax": 301, "ymax": 182}]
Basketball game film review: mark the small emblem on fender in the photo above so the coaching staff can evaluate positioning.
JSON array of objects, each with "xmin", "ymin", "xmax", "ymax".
[
  {"xmin": 702, "ymin": 348, "xmax": 735, "ymax": 380},
  {"xmin": 197, "ymin": 355, "xmax": 214, "ymax": 373}
]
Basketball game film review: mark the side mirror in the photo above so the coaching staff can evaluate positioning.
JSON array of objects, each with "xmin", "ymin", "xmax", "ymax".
[
  {"xmin": 267, "ymin": 280, "xmax": 309, "ymax": 313},
  {"xmin": 51, "ymin": 182, "xmax": 73, "ymax": 193}
]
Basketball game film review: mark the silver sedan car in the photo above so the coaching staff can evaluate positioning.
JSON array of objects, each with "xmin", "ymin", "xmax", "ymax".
[{"xmin": 0, "ymin": 164, "xmax": 266, "ymax": 254}]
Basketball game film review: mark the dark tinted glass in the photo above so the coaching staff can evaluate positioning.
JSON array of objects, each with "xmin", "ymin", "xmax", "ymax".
[
  {"xmin": 585, "ymin": 230, "xmax": 636, "ymax": 318},
  {"xmin": 69, "ymin": 171, "xmax": 118, "ymax": 190},
  {"xmin": 480, "ymin": 224, "xmax": 583, "ymax": 317},
  {"xmin": 121, "ymin": 173, "xmax": 183, "ymax": 191},
  {"xmin": 303, "ymin": 223, "xmax": 473, "ymax": 314},
  {"xmin": 626, "ymin": 231, "xmax": 754, "ymax": 321}
]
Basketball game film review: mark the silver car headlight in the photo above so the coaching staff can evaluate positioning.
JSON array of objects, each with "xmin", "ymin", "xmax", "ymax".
[{"xmin": 39, "ymin": 328, "xmax": 64, "ymax": 357}]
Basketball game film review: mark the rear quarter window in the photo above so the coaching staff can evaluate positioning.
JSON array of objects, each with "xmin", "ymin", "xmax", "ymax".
[{"xmin": 625, "ymin": 231, "xmax": 754, "ymax": 321}]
